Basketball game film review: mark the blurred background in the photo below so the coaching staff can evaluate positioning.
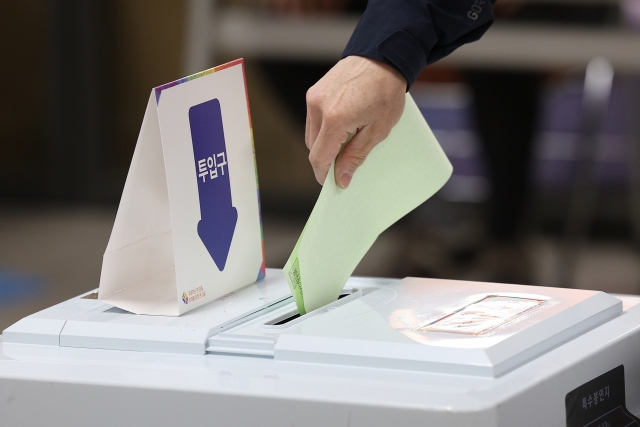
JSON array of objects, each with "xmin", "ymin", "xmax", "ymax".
[{"xmin": 1, "ymin": 0, "xmax": 640, "ymax": 331}]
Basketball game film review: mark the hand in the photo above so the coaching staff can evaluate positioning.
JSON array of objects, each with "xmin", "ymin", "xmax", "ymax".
[{"xmin": 305, "ymin": 55, "xmax": 407, "ymax": 188}]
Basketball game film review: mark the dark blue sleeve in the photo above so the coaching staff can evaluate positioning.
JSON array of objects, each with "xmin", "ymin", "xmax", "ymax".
[{"xmin": 342, "ymin": 0, "xmax": 496, "ymax": 90}]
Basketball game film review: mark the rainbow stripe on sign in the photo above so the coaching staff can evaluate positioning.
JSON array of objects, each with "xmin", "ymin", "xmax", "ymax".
[
  {"xmin": 155, "ymin": 59, "xmax": 266, "ymax": 282},
  {"xmin": 154, "ymin": 59, "xmax": 242, "ymax": 104}
]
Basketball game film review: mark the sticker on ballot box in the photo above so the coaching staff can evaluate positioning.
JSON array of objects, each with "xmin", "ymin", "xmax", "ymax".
[
  {"xmin": 98, "ymin": 59, "xmax": 266, "ymax": 316},
  {"xmin": 419, "ymin": 295, "xmax": 547, "ymax": 335},
  {"xmin": 566, "ymin": 365, "xmax": 640, "ymax": 427}
]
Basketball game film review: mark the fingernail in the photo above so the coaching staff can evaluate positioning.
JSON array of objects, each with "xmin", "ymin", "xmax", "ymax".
[{"xmin": 339, "ymin": 172, "xmax": 352, "ymax": 189}]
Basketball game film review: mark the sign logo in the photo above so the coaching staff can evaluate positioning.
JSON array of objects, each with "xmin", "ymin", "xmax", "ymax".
[
  {"xmin": 189, "ymin": 98, "xmax": 238, "ymax": 271},
  {"xmin": 182, "ymin": 292, "xmax": 189, "ymax": 304}
]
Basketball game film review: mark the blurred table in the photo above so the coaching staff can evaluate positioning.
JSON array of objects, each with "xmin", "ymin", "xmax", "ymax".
[{"xmin": 441, "ymin": 24, "xmax": 640, "ymax": 72}]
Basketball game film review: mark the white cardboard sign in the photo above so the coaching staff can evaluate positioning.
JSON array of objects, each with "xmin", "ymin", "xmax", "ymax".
[{"xmin": 98, "ymin": 59, "xmax": 265, "ymax": 316}]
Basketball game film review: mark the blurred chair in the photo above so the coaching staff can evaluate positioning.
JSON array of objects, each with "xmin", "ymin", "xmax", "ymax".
[
  {"xmin": 625, "ymin": 76, "xmax": 640, "ymax": 248},
  {"xmin": 561, "ymin": 57, "xmax": 640, "ymax": 287}
]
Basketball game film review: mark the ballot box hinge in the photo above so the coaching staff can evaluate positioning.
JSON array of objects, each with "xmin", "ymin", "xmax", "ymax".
[
  {"xmin": 206, "ymin": 295, "xmax": 293, "ymax": 339},
  {"xmin": 206, "ymin": 335, "xmax": 276, "ymax": 357}
]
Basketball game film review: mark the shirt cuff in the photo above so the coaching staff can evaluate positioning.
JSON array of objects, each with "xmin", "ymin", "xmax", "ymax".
[{"xmin": 376, "ymin": 30, "xmax": 428, "ymax": 90}]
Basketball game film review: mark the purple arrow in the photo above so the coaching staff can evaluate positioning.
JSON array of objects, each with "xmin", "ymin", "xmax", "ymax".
[{"xmin": 189, "ymin": 98, "xmax": 238, "ymax": 271}]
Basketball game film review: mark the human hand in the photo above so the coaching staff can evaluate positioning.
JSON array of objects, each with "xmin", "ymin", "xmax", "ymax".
[{"xmin": 305, "ymin": 55, "xmax": 407, "ymax": 188}]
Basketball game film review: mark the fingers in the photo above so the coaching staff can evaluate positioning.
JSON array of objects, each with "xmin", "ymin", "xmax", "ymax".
[
  {"xmin": 308, "ymin": 121, "xmax": 352, "ymax": 185},
  {"xmin": 305, "ymin": 88, "xmax": 322, "ymax": 150},
  {"xmin": 305, "ymin": 105, "xmax": 311, "ymax": 149},
  {"xmin": 334, "ymin": 124, "xmax": 389, "ymax": 189},
  {"xmin": 304, "ymin": 56, "xmax": 406, "ymax": 187},
  {"xmin": 306, "ymin": 106, "xmax": 322, "ymax": 151}
]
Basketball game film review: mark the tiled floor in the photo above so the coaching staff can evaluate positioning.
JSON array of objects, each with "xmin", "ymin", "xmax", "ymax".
[{"xmin": 0, "ymin": 205, "xmax": 639, "ymax": 331}]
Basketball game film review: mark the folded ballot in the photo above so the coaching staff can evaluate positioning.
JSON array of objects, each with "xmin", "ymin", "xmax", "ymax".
[{"xmin": 284, "ymin": 94, "xmax": 453, "ymax": 314}]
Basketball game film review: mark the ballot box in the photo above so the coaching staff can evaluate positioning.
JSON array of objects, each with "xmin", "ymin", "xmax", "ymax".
[{"xmin": 2, "ymin": 269, "xmax": 640, "ymax": 427}]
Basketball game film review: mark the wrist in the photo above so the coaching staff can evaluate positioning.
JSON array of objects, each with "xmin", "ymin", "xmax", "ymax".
[{"xmin": 343, "ymin": 55, "xmax": 408, "ymax": 91}]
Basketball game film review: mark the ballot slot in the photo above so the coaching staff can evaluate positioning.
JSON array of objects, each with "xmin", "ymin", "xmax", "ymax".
[
  {"xmin": 206, "ymin": 285, "xmax": 388, "ymax": 357},
  {"xmin": 262, "ymin": 288, "xmax": 362, "ymax": 329},
  {"xmin": 3, "ymin": 271, "xmax": 394, "ymax": 356},
  {"xmin": 270, "ymin": 293, "xmax": 352, "ymax": 326},
  {"xmin": 206, "ymin": 294, "xmax": 294, "ymax": 336}
]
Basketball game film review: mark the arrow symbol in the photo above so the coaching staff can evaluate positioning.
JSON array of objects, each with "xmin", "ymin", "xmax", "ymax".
[{"xmin": 189, "ymin": 98, "xmax": 238, "ymax": 271}]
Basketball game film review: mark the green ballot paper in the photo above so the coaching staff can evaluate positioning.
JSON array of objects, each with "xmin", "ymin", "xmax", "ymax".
[{"xmin": 284, "ymin": 94, "xmax": 453, "ymax": 314}]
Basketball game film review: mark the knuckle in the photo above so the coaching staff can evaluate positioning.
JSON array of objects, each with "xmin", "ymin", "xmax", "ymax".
[
  {"xmin": 350, "ymin": 154, "xmax": 367, "ymax": 167},
  {"xmin": 372, "ymin": 122, "xmax": 393, "ymax": 142},
  {"xmin": 306, "ymin": 87, "xmax": 322, "ymax": 106},
  {"xmin": 344, "ymin": 146, "xmax": 368, "ymax": 167},
  {"xmin": 322, "ymin": 108, "xmax": 342, "ymax": 127},
  {"xmin": 379, "ymin": 126, "xmax": 392, "ymax": 141},
  {"xmin": 308, "ymin": 151, "xmax": 321, "ymax": 168}
]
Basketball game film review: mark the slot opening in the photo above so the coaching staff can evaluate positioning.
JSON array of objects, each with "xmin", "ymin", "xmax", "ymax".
[
  {"xmin": 271, "ymin": 293, "xmax": 351, "ymax": 326},
  {"xmin": 272, "ymin": 313, "xmax": 300, "ymax": 326},
  {"xmin": 263, "ymin": 290, "xmax": 359, "ymax": 329}
]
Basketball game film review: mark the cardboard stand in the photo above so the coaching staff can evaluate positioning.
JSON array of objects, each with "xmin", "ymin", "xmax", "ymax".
[{"xmin": 98, "ymin": 59, "xmax": 265, "ymax": 316}]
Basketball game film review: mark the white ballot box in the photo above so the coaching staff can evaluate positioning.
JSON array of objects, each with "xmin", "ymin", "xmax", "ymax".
[{"xmin": 2, "ymin": 269, "xmax": 640, "ymax": 427}]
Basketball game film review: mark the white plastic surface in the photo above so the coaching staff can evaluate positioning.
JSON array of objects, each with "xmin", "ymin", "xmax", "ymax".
[
  {"xmin": 218, "ymin": 277, "xmax": 623, "ymax": 377},
  {"xmin": 1, "ymin": 295, "xmax": 640, "ymax": 427},
  {"xmin": 2, "ymin": 272, "xmax": 623, "ymax": 377},
  {"xmin": 2, "ymin": 295, "xmax": 106, "ymax": 346},
  {"xmin": 4, "ymin": 269, "xmax": 292, "ymax": 354},
  {"xmin": 276, "ymin": 284, "xmax": 620, "ymax": 377}
]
